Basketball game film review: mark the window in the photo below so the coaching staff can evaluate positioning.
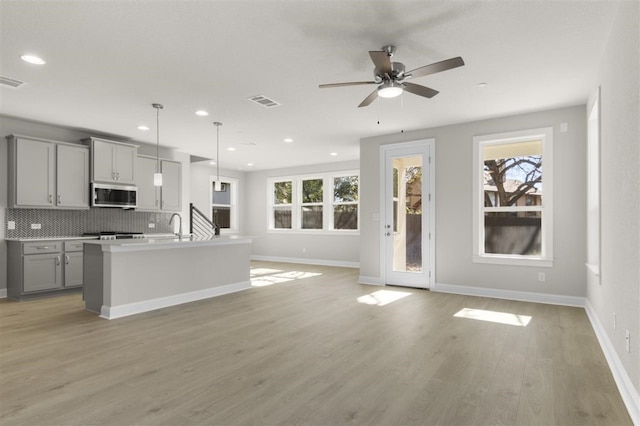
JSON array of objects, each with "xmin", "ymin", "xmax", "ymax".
[
  {"xmin": 333, "ymin": 175, "xmax": 358, "ymax": 230},
  {"xmin": 587, "ymin": 89, "xmax": 600, "ymax": 278},
  {"xmin": 268, "ymin": 171, "xmax": 359, "ymax": 232},
  {"xmin": 301, "ymin": 178, "xmax": 323, "ymax": 229},
  {"xmin": 211, "ymin": 176, "xmax": 238, "ymax": 233},
  {"xmin": 273, "ymin": 180, "xmax": 292, "ymax": 229},
  {"xmin": 473, "ymin": 127, "xmax": 553, "ymax": 266}
]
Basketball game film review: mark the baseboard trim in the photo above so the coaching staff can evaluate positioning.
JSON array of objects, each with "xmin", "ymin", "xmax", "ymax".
[
  {"xmin": 0, "ymin": 288, "xmax": 6, "ymax": 299},
  {"xmin": 251, "ymin": 255, "xmax": 359, "ymax": 269},
  {"xmin": 99, "ymin": 281, "xmax": 251, "ymax": 320},
  {"xmin": 357, "ymin": 276, "xmax": 384, "ymax": 286},
  {"xmin": 585, "ymin": 299, "xmax": 640, "ymax": 425},
  {"xmin": 432, "ymin": 282, "xmax": 586, "ymax": 307}
]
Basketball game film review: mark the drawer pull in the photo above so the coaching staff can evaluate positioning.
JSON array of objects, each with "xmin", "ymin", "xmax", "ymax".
[{"xmin": 36, "ymin": 246, "xmax": 50, "ymax": 250}]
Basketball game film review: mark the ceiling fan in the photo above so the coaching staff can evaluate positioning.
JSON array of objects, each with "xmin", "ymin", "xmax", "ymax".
[{"xmin": 319, "ymin": 45, "xmax": 464, "ymax": 107}]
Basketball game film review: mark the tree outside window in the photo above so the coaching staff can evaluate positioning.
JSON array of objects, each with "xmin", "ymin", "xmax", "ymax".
[{"xmin": 301, "ymin": 178, "xmax": 323, "ymax": 229}]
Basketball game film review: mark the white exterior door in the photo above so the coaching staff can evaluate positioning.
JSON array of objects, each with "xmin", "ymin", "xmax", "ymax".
[{"xmin": 382, "ymin": 142, "xmax": 433, "ymax": 289}]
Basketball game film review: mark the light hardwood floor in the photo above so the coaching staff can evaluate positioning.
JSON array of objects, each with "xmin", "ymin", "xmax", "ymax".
[{"xmin": 0, "ymin": 261, "xmax": 632, "ymax": 426}]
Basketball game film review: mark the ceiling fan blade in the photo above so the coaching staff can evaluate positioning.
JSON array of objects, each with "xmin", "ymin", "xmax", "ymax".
[
  {"xmin": 404, "ymin": 82, "xmax": 439, "ymax": 98},
  {"xmin": 358, "ymin": 89, "xmax": 378, "ymax": 108},
  {"xmin": 319, "ymin": 81, "xmax": 377, "ymax": 88},
  {"xmin": 407, "ymin": 56, "xmax": 465, "ymax": 79},
  {"xmin": 369, "ymin": 51, "xmax": 392, "ymax": 75}
]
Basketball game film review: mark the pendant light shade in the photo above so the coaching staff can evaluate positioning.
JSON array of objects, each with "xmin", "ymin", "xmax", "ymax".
[
  {"xmin": 152, "ymin": 103, "xmax": 164, "ymax": 187},
  {"xmin": 213, "ymin": 121, "xmax": 223, "ymax": 192}
]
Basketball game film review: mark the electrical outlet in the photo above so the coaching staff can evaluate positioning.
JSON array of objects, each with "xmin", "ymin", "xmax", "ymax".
[
  {"xmin": 148, "ymin": 223, "xmax": 156, "ymax": 229},
  {"xmin": 7, "ymin": 221, "xmax": 15, "ymax": 230},
  {"xmin": 538, "ymin": 272, "xmax": 546, "ymax": 282},
  {"xmin": 625, "ymin": 331, "xmax": 630, "ymax": 353},
  {"xmin": 31, "ymin": 223, "xmax": 41, "ymax": 230},
  {"xmin": 302, "ymin": 247, "xmax": 306, "ymax": 253},
  {"xmin": 613, "ymin": 312, "xmax": 617, "ymax": 330}
]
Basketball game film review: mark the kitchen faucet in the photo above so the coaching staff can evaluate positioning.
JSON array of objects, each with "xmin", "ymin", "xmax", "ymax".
[{"xmin": 169, "ymin": 213, "xmax": 182, "ymax": 238}]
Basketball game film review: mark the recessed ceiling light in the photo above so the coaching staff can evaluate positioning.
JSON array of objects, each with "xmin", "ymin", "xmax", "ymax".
[
  {"xmin": 209, "ymin": 161, "xmax": 216, "ymax": 165},
  {"xmin": 477, "ymin": 82, "xmax": 488, "ymax": 88},
  {"xmin": 195, "ymin": 110, "xmax": 209, "ymax": 116},
  {"xmin": 20, "ymin": 54, "xmax": 46, "ymax": 65},
  {"xmin": 247, "ymin": 163, "xmax": 254, "ymax": 167},
  {"xmin": 227, "ymin": 147, "xmax": 236, "ymax": 151},
  {"xmin": 137, "ymin": 125, "xmax": 150, "ymax": 131},
  {"xmin": 284, "ymin": 138, "xmax": 293, "ymax": 143},
  {"xmin": 330, "ymin": 152, "xmax": 338, "ymax": 156}
]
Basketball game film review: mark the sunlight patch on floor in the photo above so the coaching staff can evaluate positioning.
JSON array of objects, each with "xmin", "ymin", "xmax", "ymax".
[
  {"xmin": 454, "ymin": 308, "xmax": 532, "ymax": 327},
  {"xmin": 250, "ymin": 268, "xmax": 284, "ymax": 277},
  {"xmin": 357, "ymin": 290, "xmax": 412, "ymax": 306},
  {"xmin": 250, "ymin": 269, "xmax": 322, "ymax": 287}
]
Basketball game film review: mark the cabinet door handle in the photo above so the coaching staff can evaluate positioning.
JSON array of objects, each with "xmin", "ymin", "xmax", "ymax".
[
  {"xmin": 58, "ymin": 195, "xmax": 62, "ymax": 204},
  {"xmin": 117, "ymin": 172, "xmax": 120, "ymax": 180},
  {"xmin": 65, "ymin": 255, "xmax": 70, "ymax": 264},
  {"xmin": 162, "ymin": 200, "xmax": 165, "ymax": 208},
  {"xmin": 55, "ymin": 256, "xmax": 61, "ymax": 265},
  {"xmin": 49, "ymin": 194, "xmax": 53, "ymax": 203},
  {"xmin": 155, "ymin": 200, "xmax": 159, "ymax": 207}
]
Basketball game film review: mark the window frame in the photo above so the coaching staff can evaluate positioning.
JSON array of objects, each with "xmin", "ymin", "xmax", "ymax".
[
  {"xmin": 472, "ymin": 127, "xmax": 554, "ymax": 267},
  {"xmin": 267, "ymin": 170, "xmax": 359, "ymax": 234},
  {"xmin": 210, "ymin": 175, "xmax": 238, "ymax": 234}
]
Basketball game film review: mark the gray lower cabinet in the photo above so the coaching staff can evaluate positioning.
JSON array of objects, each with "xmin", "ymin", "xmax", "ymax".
[{"xmin": 7, "ymin": 240, "xmax": 85, "ymax": 300}]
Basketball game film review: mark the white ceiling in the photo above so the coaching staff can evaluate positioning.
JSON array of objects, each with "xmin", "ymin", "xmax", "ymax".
[{"xmin": 0, "ymin": 1, "xmax": 619, "ymax": 171}]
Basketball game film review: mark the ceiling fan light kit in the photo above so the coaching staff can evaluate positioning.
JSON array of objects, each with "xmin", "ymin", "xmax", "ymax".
[
  {"xmin": 319, "ymin": 45, "xmax": 464, "ymax": 107},
  {"xmin": 377, "ymin": 81, "xmax": 404, "ymax": 98}
]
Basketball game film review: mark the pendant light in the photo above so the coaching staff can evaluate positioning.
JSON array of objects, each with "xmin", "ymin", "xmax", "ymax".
[
  {"xmin": 152, "ymin": 103, "xmax": 164, "ymax": 186},
  {"xmin": 213, "ymin": 121, "xmax": 222, "ymax": 191}
]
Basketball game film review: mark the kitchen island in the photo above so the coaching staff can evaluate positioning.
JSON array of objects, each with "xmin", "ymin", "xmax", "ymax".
[{"xmin": 83, "ymin": 235, "xmax": 252, "ymax": 319}]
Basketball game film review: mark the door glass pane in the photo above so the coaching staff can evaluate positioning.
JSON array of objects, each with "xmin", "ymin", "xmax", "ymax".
[{"xmin": 392, "ymin": 156, "xmax": 422, "ymax": 273}]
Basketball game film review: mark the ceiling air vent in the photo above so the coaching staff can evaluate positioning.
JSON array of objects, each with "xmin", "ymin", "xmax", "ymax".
[
  {"xmin": 0, "ymin": 75, "xmax": 26, "ymax": 89},
  {"xmin": 248, "ymin": 95, "xmax": 281, "ymax": 108}
]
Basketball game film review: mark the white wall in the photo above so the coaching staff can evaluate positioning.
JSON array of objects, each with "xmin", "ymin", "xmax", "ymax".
[
  {"xmin": 245, "ymin": 160, "xmax": 360, "ymax": 266},
  {"xmin": 360, "ymin": 105, "xmax": 587, "ymax": 298},
  {"xmin": 587, "ymin": 0, "xmax": 639, "ymax": 408}
]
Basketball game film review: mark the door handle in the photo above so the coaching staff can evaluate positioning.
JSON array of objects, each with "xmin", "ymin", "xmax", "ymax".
[
  {"xmin": 58, "ymin": 195, "xmax": 62, "ymax": 204},
  {"xmin": 65, "ymin": 255, "xmax": 70, "ymax": 264},
  {"xmin": 55, "ymin": 256, "xmax": 61, "ymax": 265},
  {"xmin": 386, "ymin": 232, "xmax": 391, "ymax": 236}
]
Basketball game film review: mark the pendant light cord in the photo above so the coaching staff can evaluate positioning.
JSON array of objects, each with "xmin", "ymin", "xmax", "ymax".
[{"xmin": 214, "ymin": 122, "xmax": 222, "ymax": 185}]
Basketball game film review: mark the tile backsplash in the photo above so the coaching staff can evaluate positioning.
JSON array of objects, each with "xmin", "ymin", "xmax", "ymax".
[{"xmin": 5, "ymin": 208, "xmax": 174, "ymax": 239}]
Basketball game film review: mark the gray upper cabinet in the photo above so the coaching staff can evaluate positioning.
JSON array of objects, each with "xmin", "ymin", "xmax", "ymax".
[
  {"xmin": 57, "ymin": 144, "xmax": 90, "ymax": 208},
  {"xmin": 87, "ymin": 137, "xmax": 137, "ymax": 184},
  {"xmin": 7, "ymin": 135, "xmax": 89, "ymax": 209},
  {"xmin": 135, "ymin": 155, "xmax": 181, "ymax": 211},
  {"xmin": 161, "ymin": 159, "xmax": 182, "ymax": 211}
]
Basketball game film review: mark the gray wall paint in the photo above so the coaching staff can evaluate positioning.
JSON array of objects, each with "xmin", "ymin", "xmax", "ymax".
[
  {"xmin": 587, "ymin": 1, "xmax": 639, "ymax": 395},
  {"xmin": 360, "ymin": 105, "xmax": 587, "ymax": 296},
  {"xmin": 245, "ymin": 160, "xmax": 360, "ymax": 265}
]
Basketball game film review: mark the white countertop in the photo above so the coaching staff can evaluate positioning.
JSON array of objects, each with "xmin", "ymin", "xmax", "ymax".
[
  {"xmin": 83, "ymin": 235, "xmax": 252, "ymax": 252},
  {"xmin": 6, "ymin": 236, "xmax": 100, "ymax": 242}
]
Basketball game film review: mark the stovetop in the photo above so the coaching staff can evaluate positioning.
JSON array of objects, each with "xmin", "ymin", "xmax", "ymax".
[{"xmin": 83, "ymin": 232, "xmax": 145, "ymax": 241}]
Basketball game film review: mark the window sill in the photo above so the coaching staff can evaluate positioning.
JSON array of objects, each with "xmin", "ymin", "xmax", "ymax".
[{"xmin": 473, "ymin": 255, "xmax": 553, "ymax": 268}]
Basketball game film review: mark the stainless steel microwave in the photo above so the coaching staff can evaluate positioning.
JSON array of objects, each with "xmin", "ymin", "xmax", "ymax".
[{"xmin": 91, "ymin": 183, "xmax": 137, "ymax": 208}]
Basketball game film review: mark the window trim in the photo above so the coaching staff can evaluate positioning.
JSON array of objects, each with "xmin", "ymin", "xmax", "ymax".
[
  {"xmin": 472, "ymin": 127, "xmax": 554, "ymax": 267},
  {"xmin": 210, "ymin": 175, "xmax": 238, "ymax": 234},
  {"xmin": 267, "ymin": 170, "xmax": 359, "ymax": 234}
]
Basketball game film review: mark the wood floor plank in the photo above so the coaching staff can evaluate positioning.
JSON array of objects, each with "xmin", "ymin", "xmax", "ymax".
[{"xmin": 0, "ymin": 261, "xmax": 633, "ymax": 425}]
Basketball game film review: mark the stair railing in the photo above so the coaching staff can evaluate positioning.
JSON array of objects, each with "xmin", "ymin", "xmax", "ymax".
[{"xmin": 190, "ymin": 203, "xmax": 220, "ymax": 237}]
